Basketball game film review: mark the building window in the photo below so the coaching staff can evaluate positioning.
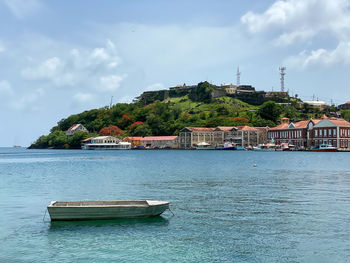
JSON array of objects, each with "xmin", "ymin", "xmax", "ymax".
[
  {"xmin": 333, "ymin": 129, "xmax": 336, "ymax": 137},
  {"xmin": 315, "ymin": 130, "xmax": 318, "ymax": 136},
  {"xmin": 320, "ymin": 130, "xmax": 323, "ymax": 137}
]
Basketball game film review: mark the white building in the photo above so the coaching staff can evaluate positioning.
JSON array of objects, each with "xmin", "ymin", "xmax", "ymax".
[{"xmin": 66, "ymin": 124, "xmax": 88, "ymax": 136}]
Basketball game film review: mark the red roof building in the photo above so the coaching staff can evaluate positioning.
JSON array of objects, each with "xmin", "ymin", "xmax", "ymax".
[
  {"xmin": 268, "ymin": 118, "xmax": 321, "ymax": 148},
  {"xmin": 123, "ymin": 137, "xmax": 143, "ymax": 146},
  {"xmin": 66, "ymin": 123, "xmax": 88, "ymax": 136},
  {"xmin": 312, "ymin": 116, "xmax": 350, "ymax": 149}
]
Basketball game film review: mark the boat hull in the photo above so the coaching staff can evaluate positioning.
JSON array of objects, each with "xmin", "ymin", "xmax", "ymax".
[
  {"xmin": 216, "ymin": 146, "xmax": 236, "ymax": 150},
  {"xmin": 311, "ymin": 149, "xmax": 338, "ymax": 152},
  {"xmin": 48, "ymin": 200, "xmax": 169, "ymax": 221}
]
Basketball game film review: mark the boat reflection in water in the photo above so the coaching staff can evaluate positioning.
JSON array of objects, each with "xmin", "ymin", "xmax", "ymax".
[{"xmin": 49, "ymin": 216, "xmax": 169, "ymax": 231}]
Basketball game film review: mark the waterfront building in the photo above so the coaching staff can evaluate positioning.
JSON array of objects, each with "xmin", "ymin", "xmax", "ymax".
[
  {"xmin": 179, "ymin": 127, "xmax": 216, "ymax": 149},
  {"xmin": 268, "ymin": 117, "xmax": 318, "ymax": 148},
  {"xmin": 91, "ymin": 136, "xmax": 120, "ymax": 144},
  {"xmin": 223, "ymin": 126, "xmax": 268, "ymax": 147},
  {"xmin": 123, "ymin": 136, "xmax": 143, "ymax": 147},
  {"xmin": 66, "ymin": 123, "xmax": 88, "ymax": 136},
  {"xmin": 311, "ymin": 115, "xmax": 350, "ymax": 149},
  {"xmin": 141, "ymin": 136, "xmax": 178, "ymax": 149},
  {"xmin": 81, "ymin": 136, "xmax": 132, "ymax": 150}
]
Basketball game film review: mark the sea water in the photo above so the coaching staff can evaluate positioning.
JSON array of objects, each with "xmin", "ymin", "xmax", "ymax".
[{"xmin": 0, "ymin": 148, "xmax": 350, "ymax": 262}]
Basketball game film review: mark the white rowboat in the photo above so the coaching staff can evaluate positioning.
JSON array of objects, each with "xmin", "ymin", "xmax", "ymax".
[{"xmin": 47, "ymin": 200, "xmax": 170, "ymax": 221}]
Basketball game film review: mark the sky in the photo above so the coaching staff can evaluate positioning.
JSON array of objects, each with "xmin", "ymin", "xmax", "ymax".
[{"xmin": 1, "ymin": 0, "xmax": 350, "ymax": 146}]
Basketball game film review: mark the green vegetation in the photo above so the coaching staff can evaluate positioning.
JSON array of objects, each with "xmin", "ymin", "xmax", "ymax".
[{"xmin": 29, "ymin": 82, "xmax": 338, "ymax": 149}]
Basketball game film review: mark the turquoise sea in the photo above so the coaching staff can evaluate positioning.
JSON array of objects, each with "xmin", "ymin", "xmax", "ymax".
[{"xmin": 1, "ymin": 148, "xmax": 350, "ymax": 262}]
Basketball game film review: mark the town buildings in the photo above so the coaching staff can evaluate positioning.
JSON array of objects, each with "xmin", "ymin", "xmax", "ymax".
[
  {"xmin": 179, "ymin": 126, "xmax": 268, "ymax": 149},
  {"xmin": 311, "ymin": 116, "xmax": 350, "ymax": 149},
  {"xmin": 141, "ymin": 136, "xmax": 178, "ymax": 149},
  {"xmin": 179, "ymin": 127, "xmax": 216, "ymax": 149},
  {"xmin": 268, "ymin": 117, "xmax": 320, "ymax": 148},
  {"xmin": 66, "ymin": 124, "xmax": 88, "ymax": 136},
  {"xmin": 268, "ymin": 115, "xmax": 350, "ymax": 150},
  {"xmin": 123, "ymin": 137, "xmax": 143, "ymax": 147}
]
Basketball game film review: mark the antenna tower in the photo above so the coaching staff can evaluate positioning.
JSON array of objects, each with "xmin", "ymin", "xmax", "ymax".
[
  {"xmin": 279, "ymin": 66, "xmax": 286, "ymax": 92},
  {"xmin": 109, "ymin": 96, "xmax": 113, "ymax": 109},
  {"xmin": 236, "ymin": 67, "xmax": 241, "ymax": 86}
]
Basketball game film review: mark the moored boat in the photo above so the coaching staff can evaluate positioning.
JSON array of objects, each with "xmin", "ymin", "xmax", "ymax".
[
  {"xmin": 216, "ymin": 142, "xmax": 236, "ymax": 150},
  {"xmin": 47, "ymin": 200, "xmax": 170, "ymax": 221},
  {"xmin": 195, "ymin": 142, "xmax": 215, "ymax": 150},
  {"xmin": 253, "ymin": 144, "xmax": 275, "ymax": 151},
  {"xmin": 311, "ymin": 144, "xmax": 338, "ymax": 152},
  {"xmin": 236, "ymin": 146, "xmax": 245, "ymax": 150}
]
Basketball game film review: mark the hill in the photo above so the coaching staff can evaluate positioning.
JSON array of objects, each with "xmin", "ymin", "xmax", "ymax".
[{"xmin": 29, "ymin": 81, "xmax": 339, "ymax": 149}]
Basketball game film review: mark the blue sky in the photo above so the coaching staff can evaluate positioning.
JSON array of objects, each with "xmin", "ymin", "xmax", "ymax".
[{"xmin": 1, "ymin": 0, "xmax": 350, "ymax": 146}]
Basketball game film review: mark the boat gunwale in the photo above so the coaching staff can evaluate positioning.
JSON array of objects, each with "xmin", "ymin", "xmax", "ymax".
[{"xmin": 48, "ymin": 200, "xmax": 169, "ymax": 208}]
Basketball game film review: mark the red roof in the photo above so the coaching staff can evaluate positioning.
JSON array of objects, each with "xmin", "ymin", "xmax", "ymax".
[
  {"xmin": 126, "ymin": 137, "xmax": 143, "ymax": 140},
  {"xmin": 236, "ymin": 125, "xmax": 258, "ymax": 131},
  {"xmin": 346, "ymin": 101, "xmax": 350, "ymax": 104},
  {"xmin": 67, "ymin": 124, "xmax": 79, "ymax": 131},
  {"xmin": 293, "ymin": 120, "xmax": 309, "ymax": 128},
  {"xmin": 216, "ymin": 126, "xmax": 235, "ymax": 131},
  {"xmin": 82, "ymin": 137, "xmax": 93, "ymax": 142},
  {"xmin": 270, "ymin": 123, "xmax": 289, "ymax": 130},
  {"xmin": 141, "ymin": 136, "xmax": 178, "ymax": 141},
  {"xmin": 328, "ymin": 117, "xmax": 350, "ymax": 127},
  {"xmin": 186, "ymin": 127, "xmax": 216, "ymax": 132}
]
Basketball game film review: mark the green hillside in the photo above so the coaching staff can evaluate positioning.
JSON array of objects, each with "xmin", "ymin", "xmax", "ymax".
[{"xmin": 29, "ymin": 82, "xmax": 337, "ymax": 149}]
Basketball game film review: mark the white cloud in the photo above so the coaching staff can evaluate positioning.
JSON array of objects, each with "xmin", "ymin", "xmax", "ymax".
[
  {"xmin": 21, "ymin": 56, "xmax": 74, "ymax": 86},
  {"xmin": 1, "ymin": 0, "xmax": 44, "ymax": 19},
  {"xmin": 274, "ymin": 29, "xmax": 316, "ymax": 46},
  {"xmin": 0, "ymin": 44, "xmax": 5, "ymax": 53},
  {"xmin": 91, "ymin": 48, "xmax": 110, "ymax": 61},
  {"xmin": 285, "ymin": 41, "xmax": 350, "ymax": 68},
  {"xmin": 241, "ymin": 0, "xmax": 350, "ymax": 45},
  {"xmin": 100, "ymin": 74, "xmax": 125, "ymax": 91},
  {"xmin": 147, "ymin": 83, "xmax": 164, "ymax": 91},
  {"xmin": 21, "ymin": 39, "xmax": 122, "ymax": 88}
]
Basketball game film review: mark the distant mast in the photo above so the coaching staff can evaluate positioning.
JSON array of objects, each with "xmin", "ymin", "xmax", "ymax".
[
  {"xmin": 279, "ymin": 66, "xmax": 286, "ymax": 92},
  {"xmin": 236, "ymin": 67, "xmax": 241, "ymax": 86}
]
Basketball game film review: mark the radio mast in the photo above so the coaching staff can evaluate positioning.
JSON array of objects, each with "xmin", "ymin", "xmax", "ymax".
[
  {"xmin": 236, "ymin": 67, "xmax": 241, "ymax": 86},
  {"xmin": 279, "ymin": 66, "xmax": 286, "ymax": 92}
]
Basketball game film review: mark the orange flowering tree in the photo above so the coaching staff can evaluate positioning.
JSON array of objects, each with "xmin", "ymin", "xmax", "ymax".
[
  {"xmin": 232, "ymin": 117, "xmax": 249, "ymax": 126},
  {"xmin": 129, "ymin": 121, "xmax": 144, "ymax": 130},
  {"xmin": 98, "ymin": 125, "xmax": 123, "ymax": 136}
]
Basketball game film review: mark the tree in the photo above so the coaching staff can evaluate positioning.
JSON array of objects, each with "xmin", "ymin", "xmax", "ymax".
[
  {"xmin": 230, "ymin": 117, "xmax": 249, "ymax": 126},
  {"xmin": 258, "ymin": 101, "xmax": 282, "ymax": 123},
  {"xmin": 99, "ymin": 125, "xmax": 123, "ymax": 136},
  {"xmin": 131, "ymin": 124, "xmax": 152, "ymax": 137}
]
